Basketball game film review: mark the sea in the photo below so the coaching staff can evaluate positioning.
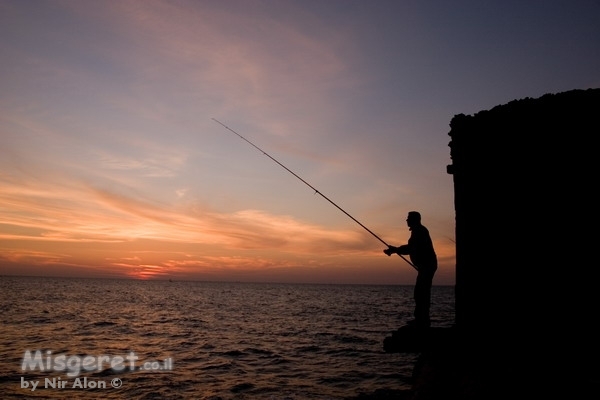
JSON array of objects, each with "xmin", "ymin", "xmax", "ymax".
[{"xmin": 0, "ymin": 276, "xmax": 455, "ymax": 399}]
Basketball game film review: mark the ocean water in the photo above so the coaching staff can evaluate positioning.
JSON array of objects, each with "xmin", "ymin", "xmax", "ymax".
[{"xmin": 0, "ymin": 276, "xmax": 455, "ymax": 399}]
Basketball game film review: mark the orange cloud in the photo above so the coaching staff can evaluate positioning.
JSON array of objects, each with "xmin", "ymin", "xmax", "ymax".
[{"xmin": 0, "ymin": 1, "xmax": 457, "ymax": 284}]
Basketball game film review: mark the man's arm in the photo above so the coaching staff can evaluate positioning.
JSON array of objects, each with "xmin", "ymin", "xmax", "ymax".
[{"xmin": 383, "ymin": 244, "xmax": 410, "ymax": 256}]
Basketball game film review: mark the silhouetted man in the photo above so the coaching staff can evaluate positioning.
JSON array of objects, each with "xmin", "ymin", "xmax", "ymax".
[{"xmin": 384, "ymin": 211, "xmax": 437, "ymax": 328}]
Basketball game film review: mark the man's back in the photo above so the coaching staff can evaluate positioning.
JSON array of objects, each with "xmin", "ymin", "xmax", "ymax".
[{"xmin": 407, "ymin": 223, "xmax": 437, "ymax": 269}]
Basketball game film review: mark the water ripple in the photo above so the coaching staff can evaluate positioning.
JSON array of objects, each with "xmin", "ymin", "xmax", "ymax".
[{"xmin": 0, "ymin": 276, "xmax": 454, "ymax": 399}]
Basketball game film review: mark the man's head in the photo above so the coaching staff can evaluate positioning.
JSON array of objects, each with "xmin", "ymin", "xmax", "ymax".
[{"xmin": 406, "ymin": 211, "xmax": 421, "ymax": 228}]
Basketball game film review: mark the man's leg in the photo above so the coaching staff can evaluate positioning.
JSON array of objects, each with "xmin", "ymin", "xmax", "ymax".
[{"xmin": 414, "ymin": 270, "xmax": 435, "ymax": 327}]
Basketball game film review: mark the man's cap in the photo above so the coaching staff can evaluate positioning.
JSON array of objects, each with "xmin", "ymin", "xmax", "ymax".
[{"xmin": 407, "ymin": 211, "xmax": 421, "ymax": 220}]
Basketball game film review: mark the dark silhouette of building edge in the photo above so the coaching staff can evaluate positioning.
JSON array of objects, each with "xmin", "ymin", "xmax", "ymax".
[{"xmin": 382, "ymin": 88, "xmax": 599, "ymax": 400}]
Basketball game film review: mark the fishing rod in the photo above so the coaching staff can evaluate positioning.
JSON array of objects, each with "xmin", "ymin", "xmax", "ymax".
[{"xmin": 211, "ymin": 118, "xmax": 417, "ymax": 270}]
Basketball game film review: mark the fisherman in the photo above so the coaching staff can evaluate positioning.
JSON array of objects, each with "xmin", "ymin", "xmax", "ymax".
[{"xmin": 384, "ymin": 211, "xmax": 437, "ymax": 328}]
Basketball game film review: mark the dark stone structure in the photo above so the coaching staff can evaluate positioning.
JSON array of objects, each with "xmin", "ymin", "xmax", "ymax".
[
  {"xmin": 384, "ymin": 88, "xmax": 600, "ymax": 399},
  {"xmin": 447, "ymin": 88, "xmax": 599, "ymax": 398}
]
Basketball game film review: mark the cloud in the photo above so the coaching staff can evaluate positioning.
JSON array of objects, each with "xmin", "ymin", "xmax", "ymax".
[
  {"xmin": 96, "ymin": 149, "xmax": 187, "ymax": 178},
  {"xmin": 0, "ymin": 166, "xmax": 371, "ymax": 249},
  {"xmin": 0, "ymin": 1, "xmax": 459, "ymax": 283},
  {"xmin": 59, "ymin": 1, "xmax": 354, "ymax": 131}
]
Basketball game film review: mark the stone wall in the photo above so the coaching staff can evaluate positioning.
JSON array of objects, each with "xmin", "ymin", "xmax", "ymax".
[{"xmin": 446, "ymin": 88, "xmax": 599, "ymax": 398}]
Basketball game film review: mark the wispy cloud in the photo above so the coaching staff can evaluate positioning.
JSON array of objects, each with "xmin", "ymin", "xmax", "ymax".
[
  {"xmin": 0, "ymin": 167, "xmax": 374, "ymax": 257},
  {"xmin": 17, "ymin": 1, "xmax": 573, "ymax": 283},
  {"xmin": 97, "ymin": 153, "xmax": 184, "ymax": 178}
]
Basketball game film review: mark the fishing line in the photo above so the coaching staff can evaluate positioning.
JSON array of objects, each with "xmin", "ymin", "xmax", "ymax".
[{"xmin": 211, "ymin": 118, "xmax": 417, "ymax": 270}]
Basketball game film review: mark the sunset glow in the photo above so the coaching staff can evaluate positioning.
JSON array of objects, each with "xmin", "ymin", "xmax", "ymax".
[{"xmin": 1, "ymin": 1, "xmax": 598, "ymax": 284}]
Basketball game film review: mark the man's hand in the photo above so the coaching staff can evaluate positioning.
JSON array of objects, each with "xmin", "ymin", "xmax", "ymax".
[{"xmin": 384, "ymin": 246, "xmax": 396, "ymax": 256}]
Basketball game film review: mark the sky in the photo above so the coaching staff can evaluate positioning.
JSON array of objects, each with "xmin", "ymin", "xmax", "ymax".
[{"xmin": 1, "ymin": 0, "xmax": 598, "ymax": 284}]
